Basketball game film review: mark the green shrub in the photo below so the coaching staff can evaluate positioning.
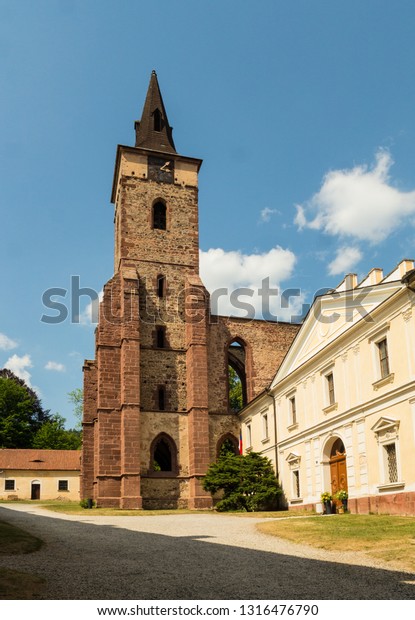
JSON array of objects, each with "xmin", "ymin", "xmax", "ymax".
[
  {"xmin": 79, "ymin": 499, "xmax": 95, "ymax": 509},
  {"xmin": 203, "ymin": 451, "xmax": 282, "ymax": 512}
]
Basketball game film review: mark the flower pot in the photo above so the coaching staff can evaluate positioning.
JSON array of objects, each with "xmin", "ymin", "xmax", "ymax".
[
  {"xmin": 342, "ymin": 498, "xmax": 348, "ymax": 512},
  {"xmin": 324, "ymin": 500, "xmax": 332, "ymax": 515}
]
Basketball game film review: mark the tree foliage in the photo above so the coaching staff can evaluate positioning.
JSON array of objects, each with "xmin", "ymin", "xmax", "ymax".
[
  {"xmin": 203, "ymin": 451, "xmax": 282, "ymax": 512},
  {"xmin": 0, "ymin": 370, "xmax": 82, "ymax": 449},
  {"xmin": 228, "ymin": 366, "xmax": 243, "ymax": 412},
  {"xmin": 0, "ymin": 369, "xmax": 51, "ymax": 448},
  {"xmin": 68, "ymin": 388, "xmax": 83, "ymax": 430},
  {"xmin": 219, "ymin": 437, "xmax": 238, "ymax": 458},
  {"xmin": 33, "ymin": 414, "xmax": 81, "ymax": 449}
]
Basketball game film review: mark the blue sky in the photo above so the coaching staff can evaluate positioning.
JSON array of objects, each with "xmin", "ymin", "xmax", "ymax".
[{"xmin": 1, "ymin": 1, "xmax": 415, "ymax": 428}]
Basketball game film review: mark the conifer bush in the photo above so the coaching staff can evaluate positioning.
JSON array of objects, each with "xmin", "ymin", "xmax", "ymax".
[{"xmin": 203, "ymin": 451, "xmax": 282, "ymax": 512}]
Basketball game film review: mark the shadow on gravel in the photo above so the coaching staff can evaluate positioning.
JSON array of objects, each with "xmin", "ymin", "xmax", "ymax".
[{"xmin": 0, "ymin": 506, "xmax": 414, "ymax": 600}]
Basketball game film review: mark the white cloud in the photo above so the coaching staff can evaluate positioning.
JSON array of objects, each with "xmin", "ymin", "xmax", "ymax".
[
  {"xmin": 45, "ymin": 361, "xmax": 66, "ymax": 372},
  {"xmin": 199, "ymin": 246, "xmax": 303, "ymax": 321},
  {"xmin": 328, "ymin": 246, "xmax": 363, "ymax": 276},
  {"xmin": 78, "ymin": 290, "xmax": 103, "ymax": 326},
  {"xmin": 259, "ymin": 207, "xmax": 280, "ymax": 223},
  {"xmin": 294, "ymin": 205, "xmax": 307, "ymax": 230},
  {"xmin": 295, "ymin": 150, "xmax": 415, "ymax": 243},
  {"xmin": 4, "ymin": 354, "xmax": 33, "ymax": 386},
  {"xmin": 0, "ymin": 332, "xmax": 18, "ymax": 351}
]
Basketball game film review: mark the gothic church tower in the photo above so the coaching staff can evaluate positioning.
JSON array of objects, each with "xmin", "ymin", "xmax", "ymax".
[{"xmin": 81, "ymin": 72, "xmax": 299, "ymax": 508}]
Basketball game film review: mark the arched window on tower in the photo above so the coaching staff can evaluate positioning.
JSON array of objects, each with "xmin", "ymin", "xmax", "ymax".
[
  {"xmin": 153, "ymin": 201, "xmax": 166, "ymax": 230},
  {"xmin": 227, "ymin": 339, "xmax": 247, "ymax": 413},
  {"xmin": 150, "ymin": 433, "xmax": 178, "ymax": 474}
]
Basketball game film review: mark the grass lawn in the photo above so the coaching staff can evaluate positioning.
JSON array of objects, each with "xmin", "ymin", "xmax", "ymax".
[
  {"xmin": 258, "ymin": 513, "xmax": 415, "ymax": 573},
  {"xmin": 0, "ymin": 520, "xmax": 45, "ymax": 599},
  {"xmin": 0, "ymin": 519, "xmax": 43, "ymax": 554}
]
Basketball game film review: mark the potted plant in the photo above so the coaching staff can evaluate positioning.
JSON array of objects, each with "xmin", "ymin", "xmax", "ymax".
[
  {"xmin": 335, "ymin": 489, "xmax": 348, "ymax": 512},
  {"xmin": 321, "ymin": 491, "xmax": 333, "ymax": 514}
]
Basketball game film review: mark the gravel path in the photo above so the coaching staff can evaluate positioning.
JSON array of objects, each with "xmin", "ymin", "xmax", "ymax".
[{"xmin": 1, "ymin": 503, "xmax": 414, "ymax": 600}]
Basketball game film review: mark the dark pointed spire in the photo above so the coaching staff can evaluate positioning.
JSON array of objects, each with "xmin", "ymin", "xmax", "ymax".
[{"xmin": 134, "ymin": 70, "xmax": 177, "ymax": 154}]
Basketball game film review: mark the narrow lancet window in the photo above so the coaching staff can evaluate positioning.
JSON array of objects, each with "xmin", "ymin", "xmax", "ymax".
[{"xmin": 157, "ymin": 275, "xmax": 166, "ymax": 298}]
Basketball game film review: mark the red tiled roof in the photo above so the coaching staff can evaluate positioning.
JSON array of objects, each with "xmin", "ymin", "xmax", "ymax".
[{"xmin": 0, "ymin": 449, "xmax": 81, "ymax": 471}]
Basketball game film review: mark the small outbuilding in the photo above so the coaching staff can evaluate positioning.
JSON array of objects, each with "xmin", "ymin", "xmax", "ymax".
[{"xmin": 0, "ymin": 449, "xmax": 81, "ymax": 501}]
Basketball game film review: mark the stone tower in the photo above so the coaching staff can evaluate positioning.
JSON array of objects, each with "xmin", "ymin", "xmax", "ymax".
[{"xmin": 81, "ymin": 72, "xmax": 299, "ymax": 509}]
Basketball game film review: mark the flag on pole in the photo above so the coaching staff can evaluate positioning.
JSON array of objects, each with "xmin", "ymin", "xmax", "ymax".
[{"xmin": 239, "ymin": 430, "xmax": 243, "ymax": 455}]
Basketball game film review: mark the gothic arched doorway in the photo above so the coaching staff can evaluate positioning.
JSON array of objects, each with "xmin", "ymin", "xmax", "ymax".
[{"xmin": 329, "ymin": 438, "xmax": 348, "ymax": 505}]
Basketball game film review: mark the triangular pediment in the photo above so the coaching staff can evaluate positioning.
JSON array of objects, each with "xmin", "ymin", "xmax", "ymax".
[
  {"xmin": 371, "ymin": 416, "xmax": 400, "ymax": 434},
  {"xmin": 271, "ymin": 278, "xmax": 404, "ymax": 387}
]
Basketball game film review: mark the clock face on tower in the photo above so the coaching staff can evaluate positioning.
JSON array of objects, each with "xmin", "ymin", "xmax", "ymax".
[{"xmin": 148, "ymin": 156, "xmax": 174, "ymax": 184}]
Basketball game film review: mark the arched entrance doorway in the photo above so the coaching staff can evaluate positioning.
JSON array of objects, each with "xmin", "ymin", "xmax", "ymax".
[{"xmin": 329, "ymin": 438, "xmax": 348, "ymax": 507}]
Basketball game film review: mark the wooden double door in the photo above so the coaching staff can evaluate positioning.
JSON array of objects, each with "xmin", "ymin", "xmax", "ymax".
[{"xmin": 330, "ymin": 439, "xmax": 347, "ymax": 509}]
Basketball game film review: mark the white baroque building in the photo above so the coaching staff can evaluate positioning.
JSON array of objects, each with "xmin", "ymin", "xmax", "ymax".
[{"xmin": 239, "ymin": 259, "xmax": 415, "ymax": 515}]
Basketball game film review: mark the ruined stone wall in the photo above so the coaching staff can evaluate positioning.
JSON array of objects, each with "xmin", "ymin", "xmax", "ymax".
[{"xmin": 207, "ymin": 316, "xmax": 300, "ymax": 412}]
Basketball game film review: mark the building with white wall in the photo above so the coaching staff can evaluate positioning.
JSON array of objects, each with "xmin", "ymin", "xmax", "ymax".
[{"xmin": 240, "ymin": 260, "xmax": 415, "ymax": 515}]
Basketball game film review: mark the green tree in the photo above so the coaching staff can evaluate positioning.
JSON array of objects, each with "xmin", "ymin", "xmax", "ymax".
[
  {"xmin": 67, "ymin": 388, "xmax": 83, "ymax": 430},
  {"xmin": 228, "ymin": 366, "xmax": 243, "ymax": 412},
  {"xmin": 203, "ymin": 451, "xmax": 282, "ymax": 512},
  {"xmin": 33, "ymin": 414, "xmax": 81, "ymax": 449},
  {"xmin": 0, "ymin": 369, "xmax": 51, "ymax": 448},
  {"xmin": 219, "ymin": 437, "xmax": 238, "ymax": 457}
]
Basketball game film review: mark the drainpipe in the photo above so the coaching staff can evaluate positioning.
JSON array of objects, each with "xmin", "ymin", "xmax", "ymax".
[{"xmin": 265, "ymin": 387, "xmax": 279, "ymax": 481}]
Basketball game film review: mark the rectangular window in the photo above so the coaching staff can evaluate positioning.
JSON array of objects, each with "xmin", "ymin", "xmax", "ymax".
[
  {"xmin": 326, "ymin": 372, "xmax": 335, "ymax": 406},
  {"xmin": 156, "ymin": 326, "xmax": 166, "ymax": 348},
  {"xmin": 5, "ymin": 479, "xmax": 15, "ymax": 491},
  {"xmin": 246, "ymin": 423, "xmax": 252, "ymax": 448},
  {"xmin": 289, "ymin": 396, "xmax": 297, "ymax": 426},
  {"xmin": 292, "ymin": 470, "xmax": 301, "ymax": 498},
  {"xmin": 377, "ymin": 338, "xmax": 390, "ymax": 379},
  {"xmin": 262, "ymin": 413, "xmax": 269, "ymax": 439},
  {"xmin": 58, "ymin": 480, "xmax": 69, "ymax": 492},
  {"xmin": 158, "ymin": 386, "xmax": 166, "ymax": 411},
  {"xmin": 384, "ymin": 443, "xmax": 398, "ymax": 484},
  {"xmin": 157, "ymin": 275, "xmax": 166, "ymax": 298}
]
